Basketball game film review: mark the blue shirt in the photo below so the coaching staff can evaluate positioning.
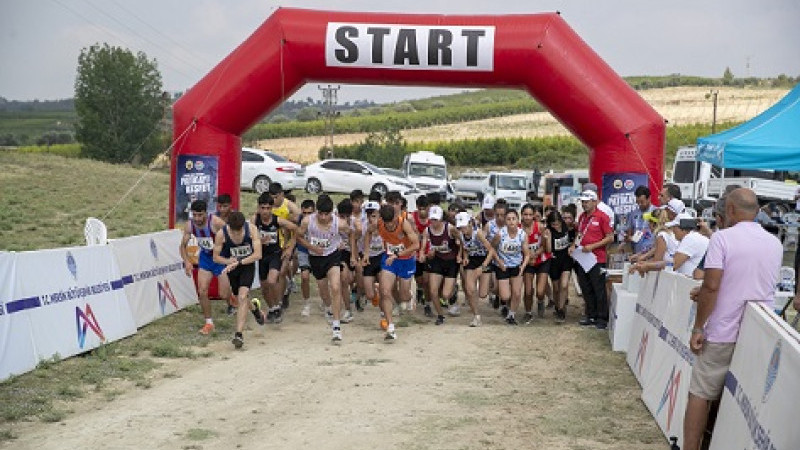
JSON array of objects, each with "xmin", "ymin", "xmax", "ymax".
[{"xmin": 625, "ymin": 205, "xmax": 656, "ymax": 254}]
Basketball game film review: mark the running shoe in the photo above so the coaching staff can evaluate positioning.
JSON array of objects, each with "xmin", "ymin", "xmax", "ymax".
[
  {"xmin": 546, "ymin": 299, "xmax": 555, "ymax": 309},
  {"xmin": 448, "ymin": 290, "xmax": 458, "ymax": 306},
  {"xmin": 355, "ymin": 296, "xmax": 364, "ymax": 312},
  {"xmin": 537, "ymin": 301, "xmax": 545, "ymax": 318},
  {"xmin": 555, "ymin": 308, "xmax": 566, "ymax": 324},
  {"xmin": 371, "ymin": 293, "xmax": 380, "ymax": 307},
  {"xmin": 469, "ymin": 315, "xmax": 482, "ymax": 327},
  {"xmin": 423, "ymin": 304, "xmax": 433, "ymax": 317},
  {"xmin": 500, "ymin": 305, "xmax": 509, "ymax": 318},
  {"xmin": 274, "ymin": 307, "xmax": 283, "ymax": 324},
  {"xmin": 232, "ymin": 333, "xmax": 244, "ymax": 349},
  {"xmin": 198, "ymin": 322, "xmax": 215, "ymax": 335},
  {"xmin": 595, "ymin": 320, "xmax": 608, "ymax": 330},
  {"xmin": 301, "ymin": 303, "xmax": 311, "ymax": 317},
  {"xmin": 281, "ymin": 291, "xmax": 290, "ymax": 309},
  {"xmin": 227, "ymin": 295, "xmax": 238, "ymax": 315},
  {"xmin": 578, "ymin": 317, "xmax": 596, "ymax": 326},
  {"xmin": 326, "ymin": 310, "xmax": 335, "ymax": 324},
  {"xmin": 332, "ymin": 326, "xmax": 343, "ymax": 342},
  {"xmin": 251, "ymin": 298, "xmax": 265, "ymax": 325},
  {"xmin": 506, "ymin": 316, "xmax": 518, "ymax": 326},
  {"xmin": 380, "ymin": 319, "xmax": 389, "ymax": 330},
  {"xmin": 384, "ymin": 325, "xmax": 397, "ymax": 341},
  {"xmin": 439, "ymin": 297, "xmax": 448, "ymax": 307},
  {"xmin": 447, "ymin": 304, "xmax": 461, "ymax": 317},
  {"xmin": 435, "ymin": 315, "xmax": 445, "ymax": 326},
  {"xmin": 267, "ymin": 309, "xmax": 276, "ymax": 323},
  {"xmin": 341, "ymin": 310, "xmax": 354, "ymax": 323},
  {"xmin": 523, "ymin": 312, "xmax": 534, "ymax": 325},
  {"xmin": 491, "ymin": 295, "xmax": 500, "ymax": 309}
]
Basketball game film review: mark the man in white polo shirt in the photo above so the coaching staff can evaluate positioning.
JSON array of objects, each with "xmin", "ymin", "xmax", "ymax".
[
  {"xmin": 666, "ymin": 213, "xmax": 709, "ymax": 277},
  {"xmin": 683, "ymin": 188, "xmax": 782, "ymax": 450}
]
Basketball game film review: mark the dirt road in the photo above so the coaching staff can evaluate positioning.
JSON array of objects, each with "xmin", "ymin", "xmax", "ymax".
[{"xmin": 4, "ymin": 298, "xmax": 665, "ymax": 450}]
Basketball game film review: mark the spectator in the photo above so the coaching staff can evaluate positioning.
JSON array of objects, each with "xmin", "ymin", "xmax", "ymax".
[
  {"xmin": 629, "ymin": 209, "xmax": 678, "ymax": 275},
  {"xmin": 570, "ymin": 189, "xmax": 613, "ymax": 329},
  {"xmin": 658, "ymin": 182, "xmax": 682, "ymax": 205},
  {"xmin": 625, "ymin": 186, "xmax": 656, "ymax": 256},
  {"xmin": 667, "ymin": 213, "xmax": 710, "ymax": 277},
  {"xmin": 683, "ymin": 188, "xmax": 782, "ymax": 450}
]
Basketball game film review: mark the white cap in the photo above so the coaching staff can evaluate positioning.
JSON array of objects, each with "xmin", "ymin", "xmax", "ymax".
[
  {"xmin": 482, "ymin": 194, "xmax": 495, "ymax": 210},
  {"xmin": 455, "ymin": 211, "xmax": 472, "ymax": 228},
  {"xmin": 578, "ymin": 190, "xmax": 598, "ymax": 201},
  {"xmin": 662, "ymin": 198, "xmax": 685, "ymax": 215},
  {"xmin": 364, "ymin": 201, "xmax": 380, "ymax": 211},
  {"xmin": 666, "ymin": 212, "xmax": 693, "ymax": 228},
  {"xmin": 429, "ymin": 205, "xmax": 444, "ymax": 221}
]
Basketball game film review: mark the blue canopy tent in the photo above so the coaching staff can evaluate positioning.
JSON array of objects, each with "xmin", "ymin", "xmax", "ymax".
[{"xmin": 697, "ymin": 84, "xmax": 800, "ymax": 170}]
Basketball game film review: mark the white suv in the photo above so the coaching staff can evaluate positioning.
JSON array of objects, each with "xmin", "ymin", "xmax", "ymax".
[
  {"xmin": 240, "ymin": 147, "xmax": 302, "ymax": 193},
  {"xmin": 301, "ymin": 159, "xmax": 416, "ymax": 196}
]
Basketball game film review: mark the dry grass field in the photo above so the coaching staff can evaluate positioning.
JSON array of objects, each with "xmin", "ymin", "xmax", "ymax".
[{"xmin": 255, "ymin": 87, "xmax": 789, "ymax": 163}]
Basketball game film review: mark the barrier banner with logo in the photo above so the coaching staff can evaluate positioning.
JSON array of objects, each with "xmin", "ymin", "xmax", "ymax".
[
  {"xmin": 638, "ymin": 272, "xmax": 699, "ymax": 447},
  {"xmin": 601, "ymin": 172, "xmax": 648, "ymax": 219},
  {"xmin": 109, "ymin": 230, "xmax": 199, "ymax": 328},
  {"xmin": 626, "ymin": 271, "xmax": 663, "ymax": 386},
  {"xmin": 709, "ymin": 303, "xmax": 800, "ymax": 450},
  {"xmin": 0, "ymin": 251, "xmax": 39, "ymax": 381},
  {"xmin": 175, "ymin": 154, "xmax": 219, "ymax": 223},
  {"xmin": 609, "ymin": 283, "xmax": 638, "ymax": 352},
  {"xmin": 1, "ymin": 246, "xmax": 137, "ymax": 381}
]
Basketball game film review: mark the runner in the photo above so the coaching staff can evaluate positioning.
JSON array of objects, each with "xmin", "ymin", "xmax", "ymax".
[
  {"xmin": 492, "ymin": 208, "xmax": 531, "ymax": 325},
  {"xmin": 349, "ymin": 190, "xmax": 366, "ymax": 311},
  {"xmin": 420, "ymin": 205, "xmax": 461, "ymax": 326},
  {"xmin": 364, "ymin": 204, "xmax": 420, "ymax": 340},
  {"xmin": 211, "ymin": 211, "xmax": 262, "ymax": 349},
  {"xmin": 296, "ymin": 199, "xmax": 316, "ymax": 317},
  {"xmin": 268, "ymin": 182, "xmax": 301, "ymax": 310},
  {"xmin": 359, "ymin": 201, "xmax": 384, "ymax": 313},
  {"xmin": 295, "ymin": 195, "xmax": 350, "ymax": 343},
  {"xmin": 336, "ymin": 198, "xmax": 358, "ymax": 324},
  {"xmin": 409, "ymin": 195, "xmax": 431, "ymax": 316},
  {"xmin": 252, "ymin": 192, "xmax": 298, "ymax": 324},
  {"xmin": 546, "ymin": 210, "xmax": 575, "ymax": 324},
  {"xmin": 179, "ymin": 199, "xmax": 232, "ymax": 335},
  {"xmin": 456, "ymin": 211, "xmax": 495, "ymax": 327},
  {"xmin": 483, "ymin": 198, "xmax": 508, "ymax": 310},
  {"xmin": 521, "ymin": 203, "xmax": 552, "ymax": 324}
]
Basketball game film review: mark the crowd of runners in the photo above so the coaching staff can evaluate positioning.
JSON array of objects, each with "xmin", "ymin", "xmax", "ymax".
[{"xmin": 179, "ymin": 182, "xmax": 611, "ymax": 348}]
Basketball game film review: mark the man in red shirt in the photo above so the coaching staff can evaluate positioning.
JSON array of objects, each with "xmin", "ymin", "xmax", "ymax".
[{"xmin": 569, "ymin": 190, "xmax": 614, "ymax": 328}]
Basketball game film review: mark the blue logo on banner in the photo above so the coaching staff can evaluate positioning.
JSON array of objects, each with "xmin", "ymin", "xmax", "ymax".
[
  {"xmin": 762, "ymin": 340, "xmax": 781, "ymax": 404},
  {"xmin": 150, "ymin": 238, "xmax": 158, "ymax": 260},
  {"xmin": 66, "ymin": 251, "xmax": 77, "ymax": 280}
]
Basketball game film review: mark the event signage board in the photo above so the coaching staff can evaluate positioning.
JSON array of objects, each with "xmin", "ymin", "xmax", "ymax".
[
  {"xmin": 326, "ymin": 23, "xmax": 495, "ymax": 71},
  {"xmin": 0, "ymin": 245, "xmax": 137, "ymax": 381},
  {"xmin": 709, "ymin": 303, "xmax": 800, "ymax": 450},
  {"xmin": 609, "ymin": 283, "xmax": 638, "ymax": 352},
  {"xmin": 0, "ymin": 251, "xmax": 38, "ymax": 381},
  {"xmin": 109, "ymin": 230, "xmax": 199, "ymax": 328},
  {"xmin": 601, "ymin": 172, "xmax": 648, "ymax": 220},
  {"xmin": 175, "ymin": 155, "xmax": 219, "ymax": 223}
]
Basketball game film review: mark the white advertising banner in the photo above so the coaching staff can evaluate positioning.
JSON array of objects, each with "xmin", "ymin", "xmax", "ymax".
[
  {"xmin": 709, "ymin": 303, "xmax": 800, "ymax": 450},
  {"xmin": 609, "ymin": 283, "xmax": 638, "ymax": 352},
  {"xmin": 639, "ymin": 273, "xmax": 699, "ymax": 447},
  {"xmin": 0, "ymin": 251, "xmax": 39, "ymax": 381},
  {"xmin": 109, "ymin": 230, "xmax": 198, "ymax": 328},
  {"xmin": 626, "ymin": 270, "xmax": 662, "ymax": 386},
  {"xmin": 1, "ymin": 246, "xmax": 136, "ymax": 380}
]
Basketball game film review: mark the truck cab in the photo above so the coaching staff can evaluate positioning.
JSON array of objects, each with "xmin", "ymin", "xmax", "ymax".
[
  {"xmin": 401, "ymin": 151, "xmax": 452, "ymax": 201},
  {"xmin": 485, "ymin": 172, "xmax": 528, "ymax": 210}
]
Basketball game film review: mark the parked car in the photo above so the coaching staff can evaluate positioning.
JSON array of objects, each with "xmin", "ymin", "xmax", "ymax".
[
  {"xmin": 452, "ymin": 171, "xmax": 490, "ymax": 206},
  {"xmin": 240, "ymin": 147, "xmax": 302, "ymax": 193},
  {"xmin": 301, "ymin": 159, "xmax": 416, "ymax": 196},
  {"xmin": 380, "ymin": 168, "xmax": 407, "ymax": 179}
]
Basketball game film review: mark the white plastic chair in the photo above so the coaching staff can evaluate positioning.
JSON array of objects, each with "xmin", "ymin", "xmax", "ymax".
[
  {"xmin": 84, "ymin": 217, "xmax": 108, "ymax": 246},
  {"xmin": 778, "ymin": 266, "xmax": 795, "ymax": 292}
]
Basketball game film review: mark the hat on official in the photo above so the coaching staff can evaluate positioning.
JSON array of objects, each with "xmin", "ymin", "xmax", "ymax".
[
  {"xmin": 661, "ymin": 198, "xmax": 685, "ymax": 215},
  {"xmin": 666, "ymin": 212, "xmax": 692, "ymax": 228},
  {"xmin": 578, "ymin": 190, "xmax": 598, "ymax": 201},
  {"xmin": 429, "ymin": 205, "xmax": 444, "ymax": 221},
  {"xmin": 455, "ymin": 211, "xmax": 472, "ymax": 228},
  {"xmin": 364, "ymin": 201, "xmax": 381, "ymax": 211},
  {"xmin": 582, "ymin": 182, "xmax": 599, "ymax": 192},
  {"xmin": 482, "ymin": 194, "xmax": 495, "ymax": 210}
]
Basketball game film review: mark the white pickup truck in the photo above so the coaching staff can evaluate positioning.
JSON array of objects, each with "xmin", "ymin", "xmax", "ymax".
[{"xmin": 452, "ymin": 171, "xmax": 490, "ymax": 207}]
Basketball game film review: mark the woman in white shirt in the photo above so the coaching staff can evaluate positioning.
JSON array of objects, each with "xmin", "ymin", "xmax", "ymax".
[{"xmin": 629, "ymin": 209, "xmax": 679, "ymax": 275}]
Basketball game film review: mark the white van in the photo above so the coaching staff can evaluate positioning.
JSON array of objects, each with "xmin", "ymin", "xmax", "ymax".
[{"xmin": 402, "ymin": 151, "xmax": 450, "ymax": 200}]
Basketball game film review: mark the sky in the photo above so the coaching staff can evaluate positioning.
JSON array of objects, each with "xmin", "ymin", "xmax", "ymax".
[{"xmin": 2, "ymin": 0, "xmax": 799, "ymax": 104}]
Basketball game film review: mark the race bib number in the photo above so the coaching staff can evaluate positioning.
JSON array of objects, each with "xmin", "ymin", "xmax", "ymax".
[
  {"xmin": 501, "ymin": 242, "xmax": 521, "ymax": 253},
  {"xmin": 197, "ymin": 237, "xmax": 214, "ymax": 250},
  {"xmin": 260, "ymin": 230, "xmax": 278, "ymax": 243},
  {"xmin": 387, "ymin": 243, "xmax": 405, "ymax": 254},
  {"xmin": 554, "ymin": 235, "xmax": 570, "ymax": 251},
  {"xmin": 528, "ymin": 242, "xmax": 540, "ymax": 252},
  {"xmin": 230, "ymin": 246, "xmax": 253, "ymax": 258},
  {"xmin": 432, "ymin": 242, "xmax": 450, "ymax": 253},
  {"xmin": 310, "ymin": 237, "xmax": 331, "ymax": 249}
]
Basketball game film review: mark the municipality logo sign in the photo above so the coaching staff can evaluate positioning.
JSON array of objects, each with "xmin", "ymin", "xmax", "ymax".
[
  {"xmin": 75, "ymin": 304, "xmax": 105, "ymax": 348},
  {"xmin": 157, "ymin": 280, "xmax": 178, "ymax": 315},
  {"xmin": 762, "ymin": 340, "xmax": 781, "ymax": 404},
  {"xmin": 150, "ymin": 238, "xmax": 158, "ymax": 260},
  {"xmin": 656, "ymin": 365, "xmax": 682, "ymax": 431},
  {"xmin": 66, "ymin": 251, "xmax": 77, "ymax": 280}
]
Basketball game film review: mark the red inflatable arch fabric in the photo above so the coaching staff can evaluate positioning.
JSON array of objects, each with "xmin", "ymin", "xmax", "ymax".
[{"xmin": 170, "ymin": 8, "xmax": 664, "ymax": 226}]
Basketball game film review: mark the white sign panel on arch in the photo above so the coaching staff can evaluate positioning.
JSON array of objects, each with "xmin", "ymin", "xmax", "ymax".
[{"xmin": 326, "ymin": 23, "xmax": 495, "ymax": 71}]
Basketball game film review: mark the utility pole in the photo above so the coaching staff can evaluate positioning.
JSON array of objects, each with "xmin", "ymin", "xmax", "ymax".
[
  {"xmin": 319, "ymin": 85, "xmax": 341, "ymax": 159},
  {"xmin": 709, "ymin": 89, "xmax": 719, "ymax": 134}
]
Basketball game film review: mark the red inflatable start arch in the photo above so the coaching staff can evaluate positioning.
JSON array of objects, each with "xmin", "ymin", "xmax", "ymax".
[{"xmin": 170, "ymin": 8, "xmax": 664, "ymax": 226}]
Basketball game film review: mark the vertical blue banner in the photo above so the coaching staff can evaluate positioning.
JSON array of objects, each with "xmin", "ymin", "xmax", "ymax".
[
  {"xmin": 602, "ymin": 172, "xmax": 648, "ymax": 217},
  {"xmin": 175, "ymin": 155, "xmax": 219, "ymax": 223}
]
